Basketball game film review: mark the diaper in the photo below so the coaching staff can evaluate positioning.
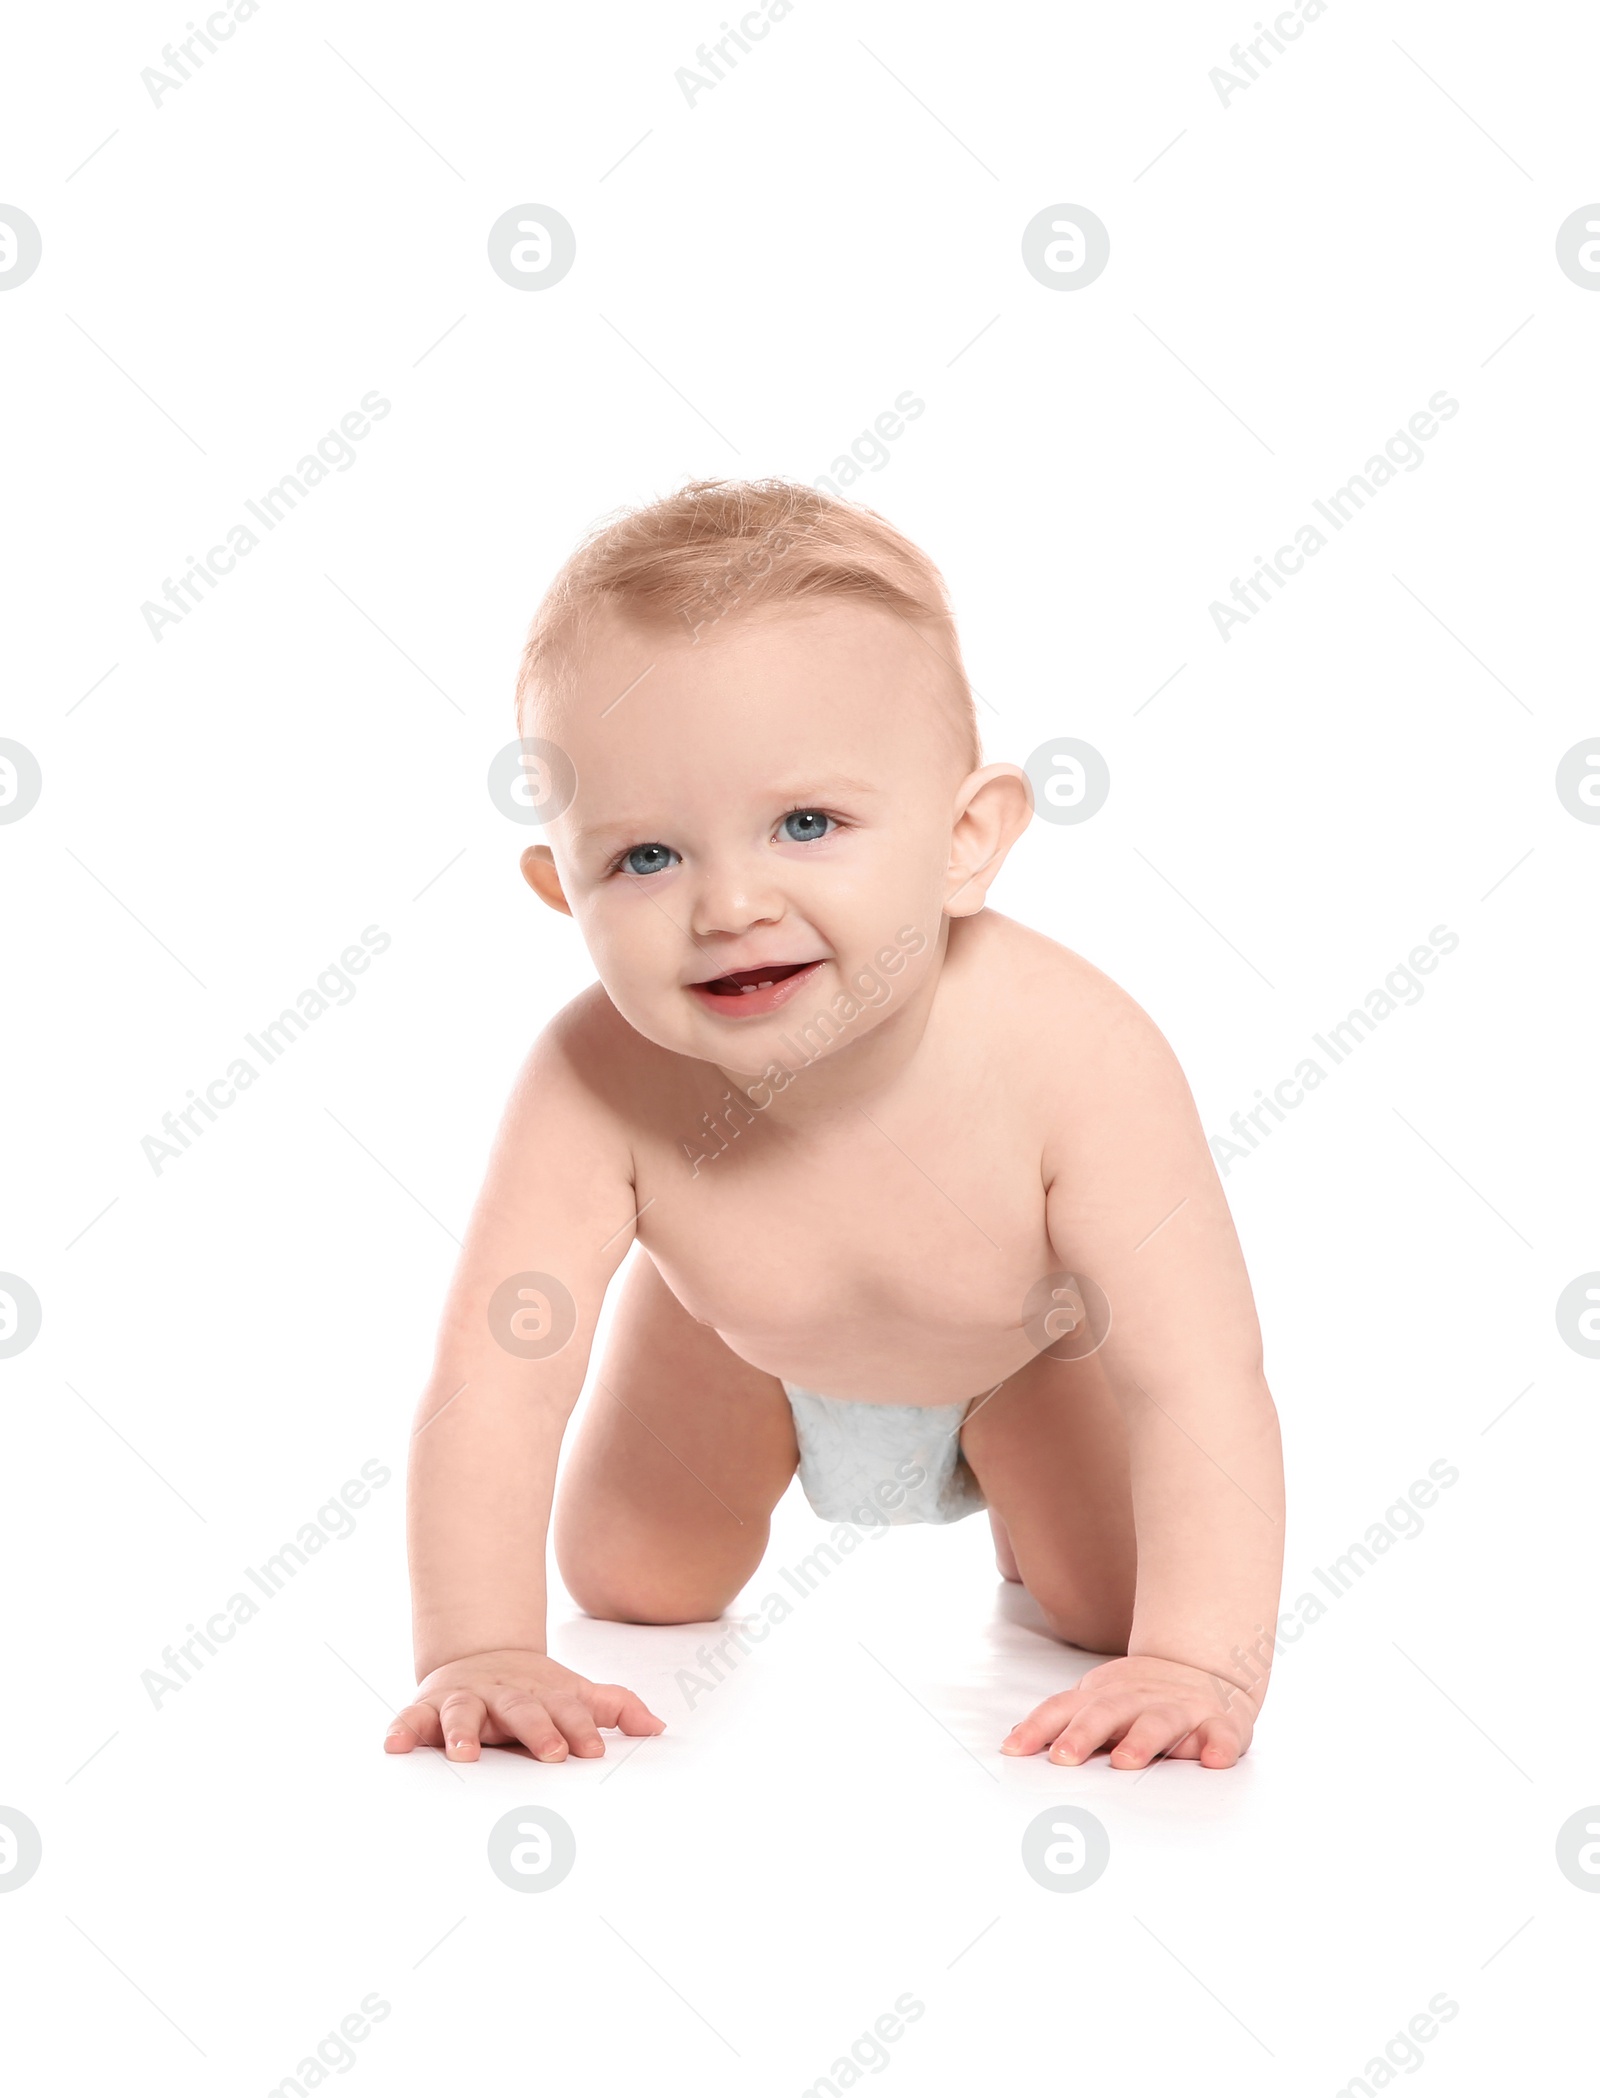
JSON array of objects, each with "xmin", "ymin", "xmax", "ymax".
[{"xmin": 781, "ymin": 1383, "xmax": 988, "ymax": 1527}]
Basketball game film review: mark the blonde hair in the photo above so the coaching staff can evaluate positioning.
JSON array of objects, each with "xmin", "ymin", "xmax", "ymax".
[{"xmin": 516, "ymin": 477, "xmax": 979, "ymax": 766}]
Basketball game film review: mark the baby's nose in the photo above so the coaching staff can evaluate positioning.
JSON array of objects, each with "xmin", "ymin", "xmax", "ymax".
[{"xmin": 687, "ymin": 855, "xmax": 786, "ymax": 938}]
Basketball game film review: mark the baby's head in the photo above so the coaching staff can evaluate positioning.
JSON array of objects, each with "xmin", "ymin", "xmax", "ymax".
[{"xmin": 515, "ymin": 478, "xmax": 1029, "ymax": 1076}]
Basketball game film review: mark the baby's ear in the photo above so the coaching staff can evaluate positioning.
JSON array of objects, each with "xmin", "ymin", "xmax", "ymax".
[
  {"xmin": 520, "ymin": 845, "xmax": 572, "ymax": 915},
  {"xmin": 945, "ymin": 764, "xmax": 1032, "ymax": 918}
]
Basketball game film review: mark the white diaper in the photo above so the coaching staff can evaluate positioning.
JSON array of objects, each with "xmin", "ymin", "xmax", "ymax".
[{"xmin": 781, "ymin": 1383, "xmax": 988, "ymax": 1527}]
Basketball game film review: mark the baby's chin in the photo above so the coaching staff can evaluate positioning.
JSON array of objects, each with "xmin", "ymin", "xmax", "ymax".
[
  {"xmin": 595, "ymin": 950, "xmax": 910, "ymax": 1075},
  {"xmin": 590, "ymin": 978, "xmax": 751, "ymax": 1067},
  {"xmin": 590, "ymin": 979, "xmax": 810, "ymax": 1080}
]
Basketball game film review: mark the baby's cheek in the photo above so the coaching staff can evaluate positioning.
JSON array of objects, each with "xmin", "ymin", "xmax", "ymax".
[
  {"xmin": 585, "ymin": 904, "xmax": 669, "ymax": 982},
  {"xmin": 574, "ymin": 918, "xmax": 679, "ymax": 1034},
  {"xmin": 843, "ymin": 960, "xmax": 895, "ymax": 1010}
]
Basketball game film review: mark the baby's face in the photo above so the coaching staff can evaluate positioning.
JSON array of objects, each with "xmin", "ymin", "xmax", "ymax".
[{"xmin": 529, "ymin": 599, "xmax": 977, "ymax": 1076}]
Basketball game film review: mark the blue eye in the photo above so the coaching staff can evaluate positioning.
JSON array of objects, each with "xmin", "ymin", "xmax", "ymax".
[
  {"xmin": 781, "ymin": 810, "xmax": 831, "ymax": 843},
  {"xmin": 622, "ymin": 843, "xmax": 677, "ymax": 877}
]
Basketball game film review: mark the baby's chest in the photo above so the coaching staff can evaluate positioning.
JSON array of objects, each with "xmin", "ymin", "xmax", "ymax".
[{"xmin": 634, "ymin": 1108, "xmax": 1054, "ymax": 1338}]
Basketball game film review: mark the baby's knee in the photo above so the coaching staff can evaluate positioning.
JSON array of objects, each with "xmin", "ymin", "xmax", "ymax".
[
  {"xmin": 578, "ymin": 1585, "xmax": 723, "ymax": 1626},
  {"xmin": 559, "ymin": 1545, "xmax": 736, "ymax": 1627}
]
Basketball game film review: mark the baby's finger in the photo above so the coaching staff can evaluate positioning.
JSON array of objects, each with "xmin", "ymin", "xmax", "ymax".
[
  {"xmin": 1196, "ymin": 1716, "xmax": 1246, "ymax": 1768},
  {"xmin": 487, "ymin": 1688, "xmax": 571, "ymax": 1762},
  {"xmin": 385, "ymin": 1700, "xmax": 441, "ymax": 1754},
  {"xmin": 1107, "ymin": 1704, "xmax": 1194, "ymax": 1770},
  {"xmin": 437, "ymin": 1690, "xmax": 487, "ymax": 1761},
  {"xmin": 544, "ymin": 1697, "xmax": 607, "ymax": 1758},
  {"xmin": 1000, "ymin": 1689, "xmax": 1085, "ymax": 1755},
  {"xmin": 1157, "ymin": 1727, "xmax": 1206, "ymax": 1762},
  {"xmin": 586, "ymin": 1682, "xmax": 667, "ymax": 1737},
  {"xmin": 1047, "ymin": 1699, "xmax": 1127, "ymax": 1765}
]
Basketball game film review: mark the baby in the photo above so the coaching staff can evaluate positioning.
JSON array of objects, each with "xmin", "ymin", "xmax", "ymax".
[{"xmin": 386, "ymin": 479, "xmax": 1285, "ymax": 1772}]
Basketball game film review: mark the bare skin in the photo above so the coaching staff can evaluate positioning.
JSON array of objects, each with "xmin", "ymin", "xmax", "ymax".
[{"xmin": 389, "ymin": 597, "xmax": 1284, "ymax": 1771}]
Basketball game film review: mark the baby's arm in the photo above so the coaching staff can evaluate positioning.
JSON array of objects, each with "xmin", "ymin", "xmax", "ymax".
[
  {"xmin": 386, "ymin": 1003, "xmax": 664, "ymax": 1762},
  {"xmin": 1003, "ymin": 985, "xmax": 1285, "ymax": 1770}
]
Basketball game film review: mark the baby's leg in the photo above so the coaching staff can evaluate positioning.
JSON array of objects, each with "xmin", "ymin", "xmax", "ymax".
[
  {"xmin": 961, "ymin": 1349, "xmax": 1137, "ymax": 1655},
  {"xmin": 553, "ymin": 1250, "xmax": 799, "ymax": 1624},
  {"xmin": 989, "ymin": 1511, "xmax": 1023, "ymax": 1582}
]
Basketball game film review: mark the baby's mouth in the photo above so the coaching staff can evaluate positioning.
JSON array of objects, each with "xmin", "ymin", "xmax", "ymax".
[
  {"xmin": 688, "ymin": 959, "xmax": 824, "ymax": 1017},
  {"xmin": 697, "ymin": 961, "xmax": 814, "ymax": 996}
]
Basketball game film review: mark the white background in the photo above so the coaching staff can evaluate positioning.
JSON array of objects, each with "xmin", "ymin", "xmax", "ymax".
[{"xmin": 3, "ymin": 0, "xmax": 1598, "ymax": 2089}]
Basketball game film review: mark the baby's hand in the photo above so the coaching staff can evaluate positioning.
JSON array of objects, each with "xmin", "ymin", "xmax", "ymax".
[
  {"xmin": 385, "ymin": 1649, "xmax": 666, "ymax": 1763},
  {"xmin": 1000, "ymin": 1654, "xmax": 1256, "ymax": 1770}
]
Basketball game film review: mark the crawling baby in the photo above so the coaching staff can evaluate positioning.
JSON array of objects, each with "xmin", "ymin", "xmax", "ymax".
[{"xmin": 387, "ymin": 478, "xmax": 1285, "ymax": 1772}]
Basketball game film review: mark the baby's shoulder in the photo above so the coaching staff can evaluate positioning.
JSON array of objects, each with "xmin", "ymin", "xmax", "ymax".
[
  {"xmin": 535, "ymin": 980, "xmax": 658, "ymax": 1079},
  {"xmin": 961, "ymin": 912, "xmax": 1169, "ymax": 1067},
  {"xmin": 528, "ymin": 981, "xmax": 694, "ymax": 1123},
  {"xmin": 963, "ymin": 915, "xmax": 1205, "ymax": 1175}
]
